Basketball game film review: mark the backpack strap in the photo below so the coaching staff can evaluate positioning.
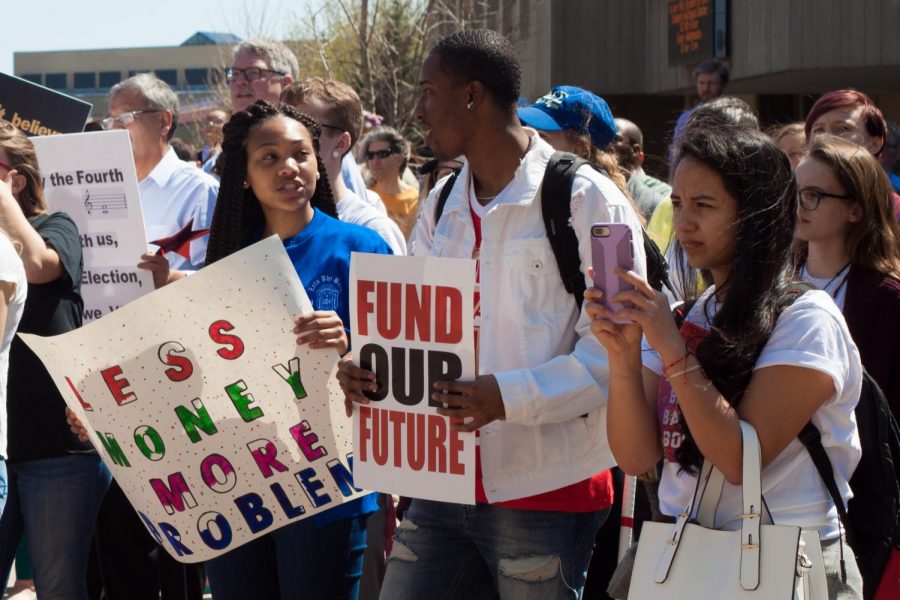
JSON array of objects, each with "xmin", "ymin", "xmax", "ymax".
[
  {"xmin": 798, "ymin": 422, "xmax": 854, "ymax": 540},
  {"xmin": 432, "ymin": 170, "xmax": 459, "ymax": 225},
  {"xmin": 541, "ymin": 151, "xmax": 590, "ymax": 311}
]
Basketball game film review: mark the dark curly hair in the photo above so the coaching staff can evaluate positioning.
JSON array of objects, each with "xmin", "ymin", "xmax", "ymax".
[
  {"xmin": 429, "ymin": 29, "xmax": 521, "ymax": 108},
  {"xmin": 205, "ymin": 100, "xmax": 337, "ymax": 265},
  {"xmin": 671, "ymin": 124, "xmax": 798, "ymax": 473}
]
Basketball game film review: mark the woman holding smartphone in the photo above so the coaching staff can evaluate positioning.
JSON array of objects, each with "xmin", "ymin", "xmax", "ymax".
[{"xmin": 586, "ymin": 124, "xmax": 864, "ymax": 599}]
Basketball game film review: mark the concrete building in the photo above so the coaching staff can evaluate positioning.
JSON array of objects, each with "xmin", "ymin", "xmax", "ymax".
[
  {"xmin": 457, "ymin": 0, "xmax": 900, "ymax": 178},
  {"xmin": 13, "ymin": 32, "xmax": 239, "ymax": 139}
]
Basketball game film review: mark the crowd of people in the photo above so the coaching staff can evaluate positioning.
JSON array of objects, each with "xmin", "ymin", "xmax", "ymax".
[{"xmin": 0, "ymin": 26, "xmax": 898, "ymax": 600}]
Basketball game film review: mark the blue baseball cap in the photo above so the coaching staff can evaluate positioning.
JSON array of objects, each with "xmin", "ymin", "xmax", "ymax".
[{"xmin": 518, "ymin": 85, "xmax": 617, "ymax": 148}]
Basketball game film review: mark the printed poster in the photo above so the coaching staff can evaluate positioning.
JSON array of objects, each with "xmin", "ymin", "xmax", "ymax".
[
  {"xmin": 0, "ymin": 72, "xmax": 92, "ymax": 135},
  {"xmin": 20, "ymin": 237, "xmax": 365, "ymax": 562},
  {"xmin": 31, "ymin": 130, "xmax": 154, "ymax": 321},
  {"xmin": 351, "ymin": 253, "xmax": 476, "ymax": 504}
]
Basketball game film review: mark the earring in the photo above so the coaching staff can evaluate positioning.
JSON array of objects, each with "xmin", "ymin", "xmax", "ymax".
[
  {"xmin": 242, "ymin": 181, "xmax": 249, "ymax": 189},
  {"xmin": 332, "ymin": 150, "xmax": 341, "ymax": 158},
  {"xmin": 466, "ymin": 100, "xmax": 474, "ymax": 110}
]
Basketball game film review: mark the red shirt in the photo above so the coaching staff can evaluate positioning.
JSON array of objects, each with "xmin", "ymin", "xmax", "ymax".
[{"xmin": 470, "ymin": 204, "xmax": 613, "ymax": 512}]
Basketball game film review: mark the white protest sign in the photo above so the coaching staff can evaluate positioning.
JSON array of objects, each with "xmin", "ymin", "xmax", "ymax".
[
  {"xmin": 20, "ymin": 236, "xmax": 365, "ymax": 563},
  {"xmin": 31, "ymin": 130, "xmax": 153, "ymax": 321},
  {"xmin": 351, "ymin": 253, "xmax": 476, "ymax": 504}
]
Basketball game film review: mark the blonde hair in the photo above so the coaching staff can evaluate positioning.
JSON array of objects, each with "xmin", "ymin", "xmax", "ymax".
[
  {"xmin": 0, "ymin": 119, "xmax": 48, "ymax": 217},
  {"xmin": 564, "ymin": 129, "xmax": 646, "ymax": 225},
  {"xmin": 796, "ymin": 135, "xmax": 900, "ymax": 279}
]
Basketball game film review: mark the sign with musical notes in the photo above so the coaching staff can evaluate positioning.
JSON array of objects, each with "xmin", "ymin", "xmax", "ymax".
[{"xmin": 32, "ymin": 130, "xmax": 154, "ymax": 322}]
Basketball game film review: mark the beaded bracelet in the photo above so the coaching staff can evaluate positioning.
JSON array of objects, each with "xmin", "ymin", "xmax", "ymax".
[
  {"xmin": 663, "ymin": 350, "xmax": 692, "ymax": 375},
  {"xmin": 666, "ymin": 364, "xmax": 702, "ymax": 380}
]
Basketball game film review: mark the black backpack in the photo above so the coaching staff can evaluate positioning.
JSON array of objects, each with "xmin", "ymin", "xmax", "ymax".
[
  {"xmin": 433, "ymin": 151, "xmax": 674, "ymax": 309},
  {"xmin": 675, "ymin": 285, "xmax": 900, "ymax": 599},
  {"xmin": 800, "ymin": 373, "xmax": 900, "ymax": 599}
]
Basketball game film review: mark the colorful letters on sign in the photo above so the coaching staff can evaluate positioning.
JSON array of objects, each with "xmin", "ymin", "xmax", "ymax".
[{"xmin": 19, "ymin": 237, "xmax": 363, "ymax": 562}]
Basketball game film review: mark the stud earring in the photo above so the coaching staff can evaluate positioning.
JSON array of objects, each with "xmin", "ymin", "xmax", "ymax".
[
  {"xmin": 466, "ymin": 101, "xmax": 474, "ymax": 110},
  {"xmin": 242, "ymin": 181, "xmax": 249, "ymax": 189},
  {"xmin": 332, "ymin": 150, "xmax": 341, "ymax": 158}
]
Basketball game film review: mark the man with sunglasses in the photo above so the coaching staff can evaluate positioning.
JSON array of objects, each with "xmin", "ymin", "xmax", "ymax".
[{"xmin": 93, "ymin": 73, "xmax": 216, "ymax": 600}]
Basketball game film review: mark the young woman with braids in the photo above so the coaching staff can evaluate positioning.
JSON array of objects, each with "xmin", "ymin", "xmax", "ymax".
[
  {"xmin": 586, "ymin": 124, "xmax": 865, "ymax": 599},
  {"xmin": 203, "ymin": 100, "xmax": 392, "ymax": 599}
]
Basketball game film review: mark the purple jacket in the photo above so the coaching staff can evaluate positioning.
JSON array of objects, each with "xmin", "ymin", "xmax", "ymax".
[{"xmin": 843, "ymin": 266, "xmax": 900, "ymax": 420}]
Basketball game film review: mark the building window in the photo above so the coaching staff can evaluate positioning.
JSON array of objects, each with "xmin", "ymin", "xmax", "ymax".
[
  {"xmin": 99, "ymin": 71, "xmax": 121, "ymax": 88},
  {"xmin": 21, "ymin": 74, "xmax": 42, "ymax": 85},
  {"xmin": 155, "ymin": 69, "xmax": 178, "ymax": 86},
  {"xmin": 45, "ymin": 73, "xmax": 67, "ymax": 89},
  {"xmin": 185, "ymin": 68, "xmax": 209, "ymax": 86},
  {"xmin": 74, "ymin": 72, "xmax": 96, "ymax": 89},
  {"xmin": 128, "ymin": 69, "xmax": 151, "ymax": 78}
]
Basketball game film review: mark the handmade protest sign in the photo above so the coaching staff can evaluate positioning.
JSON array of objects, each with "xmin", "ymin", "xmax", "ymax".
[
  {"xmin": 351, "ymin": 253, "xmax": 476, "ymax": 504},
  {"xmin": 31, "ymin": 130, "xmax": 153, "ymax": 321},
  {"xmin": 0, "ymin": 72, "xmax": 92, "ymax": 135},
  {"xmin": 20, "ymin": 236, "xmax": 363, "ymax": 563}
]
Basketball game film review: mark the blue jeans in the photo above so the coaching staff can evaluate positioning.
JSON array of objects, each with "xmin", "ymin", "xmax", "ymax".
[
  {"xmin": 206, "ymin": 513, "xmax": 369, "ymax": 599},
  {"xmin": 0, "ymin": 455, "xmax": 111, "ymax": 600},
  {"xmin": 380, "ymin": 499, "xmax": 609, "ymax": 600}
]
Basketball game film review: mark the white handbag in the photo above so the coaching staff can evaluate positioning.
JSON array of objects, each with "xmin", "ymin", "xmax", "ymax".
[{"xmin": 627, "ymin": 421, "xmax": 828, "ymax": 599}]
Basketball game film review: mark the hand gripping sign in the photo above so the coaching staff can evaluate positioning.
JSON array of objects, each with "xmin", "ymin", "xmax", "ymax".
[
  {"xmin": 351, "ymin": 253, "xmax": 477, "ymax": 504},
  {"xmin": 20, "ymin": 236, "xmax": 365, "ymax": 562}
]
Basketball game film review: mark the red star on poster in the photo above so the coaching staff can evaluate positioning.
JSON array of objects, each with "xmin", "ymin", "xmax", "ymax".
[{"xmin": 149, "ymin": 218, "xmax": 210, "ymax": 260}]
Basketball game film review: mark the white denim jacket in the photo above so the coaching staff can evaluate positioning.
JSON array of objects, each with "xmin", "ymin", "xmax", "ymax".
[{"xmin": 409, "ymin": 132, "xmax": 647, "ymax": 502}]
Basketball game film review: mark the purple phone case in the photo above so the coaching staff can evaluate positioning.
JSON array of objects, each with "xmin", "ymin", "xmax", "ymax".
[{"xmin": 591, "ymin": 223, "xmax": 635, "ymax": 323}]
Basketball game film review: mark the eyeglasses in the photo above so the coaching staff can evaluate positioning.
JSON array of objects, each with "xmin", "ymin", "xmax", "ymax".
[
  {"xmin": 366, "ymin": 148, "xmax": 399, "ymax": 161},
  {"xmin": 226, "ymin": 67, "xmax": 285, "ymax": 84},
  {"xmin": 100, "ymin": 110, "xmax": 162, "ymax": 130},
  {"xmin": 319, "ymin": 123, "xmax": 344, "ymax": 135},
  {"xmin": 798, "ymin": 187, "xmax": 853, "ymax": 211},
  {"xmin": 0, "ymin": 159, "xmax": 14, "ymax": 174}
]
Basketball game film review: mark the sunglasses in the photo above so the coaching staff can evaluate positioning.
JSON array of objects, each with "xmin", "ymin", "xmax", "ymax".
[{"xmin": 366, "ymin": 148, "xmax": 399, "ymax": 161}]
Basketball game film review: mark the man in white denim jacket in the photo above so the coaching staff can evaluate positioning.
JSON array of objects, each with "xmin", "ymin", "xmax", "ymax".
[{"xmin": 338, "ymin": 29, "xmax": 646, "ymax": 600}]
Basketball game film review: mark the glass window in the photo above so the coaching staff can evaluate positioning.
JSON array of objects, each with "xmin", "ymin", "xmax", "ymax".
[
  {"xmin": 185, "ymin": 68, "xmax": 208, "ymax": 86},
  {"xmin": 99, "ymin": 71, "xmax": 121, "ymax": 88},
  {"xmin": 21, "ymin": 74, "xmax": 42, "ymax": 85},
  {"xmin": 155, "ymin": 69, "xmax": 178, "ymax": 86},
  {"xmin": 45, "ymin": 73, "xmax": 67, "ymax": 89},
  {"xmin": 74, "ymin": 72, "xmax": 96, "ymax": 89}
]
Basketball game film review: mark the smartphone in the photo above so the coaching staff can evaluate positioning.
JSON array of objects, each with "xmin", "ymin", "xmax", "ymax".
[{"xmin": 590, "ymin": 223, "xmax": 635, "ymax": 323}]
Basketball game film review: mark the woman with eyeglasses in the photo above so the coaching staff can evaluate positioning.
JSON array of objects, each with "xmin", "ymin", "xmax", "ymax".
[
  {"xmin": 794, "ymin": 134, "xmax": 900, "ymax": 420},
  {"xmin": 360, "ymin": 127, "xmax": 419, "ymax": 238},
  {"xmin": 0, "ymin": 121, "xmax": 111, "ymax": 599}
]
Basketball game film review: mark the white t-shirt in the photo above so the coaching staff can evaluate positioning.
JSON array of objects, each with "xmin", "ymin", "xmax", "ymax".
[
  {"xmin": 336, "ymin": 191, "xmax": 407, "ymax": 256},
  {"xmin": 799, "ymin": 264, "xmax": 849, "ymax": 310},
  {"xmin": 0, "ymin": 235, "xmax": 27, "ymax": 459},
  {"xmin": 642, "ymin": 287, "xmax": 862, "ymax": 539}
]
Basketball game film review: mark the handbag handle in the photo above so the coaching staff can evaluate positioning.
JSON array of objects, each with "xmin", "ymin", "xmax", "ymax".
[{"xmin": 655, "ymin": 421, "xmax": 765, "ymax": 589}]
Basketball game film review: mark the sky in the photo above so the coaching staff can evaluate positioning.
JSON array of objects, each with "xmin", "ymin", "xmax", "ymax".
[{"xmin": 1, "ymin": 0, "xmax": 319, "ymax": 74}]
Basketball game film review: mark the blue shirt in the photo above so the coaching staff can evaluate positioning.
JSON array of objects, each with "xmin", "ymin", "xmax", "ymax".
[{"xmin": 280, "ymin": 208, "xmax": 392, "ymax": 525}]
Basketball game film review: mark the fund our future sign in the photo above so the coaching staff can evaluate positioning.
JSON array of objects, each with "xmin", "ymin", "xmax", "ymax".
[
  {"xmin": 20, "ymin": 237, "xmax": 364, "ymax": 562},
  {"xmin": 31, "ymin": 130, "xmax": 154, "ymax": 322},
  {"xmin": 351, "ymin": 253, "xmax": 476, "ymax": 504}
]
